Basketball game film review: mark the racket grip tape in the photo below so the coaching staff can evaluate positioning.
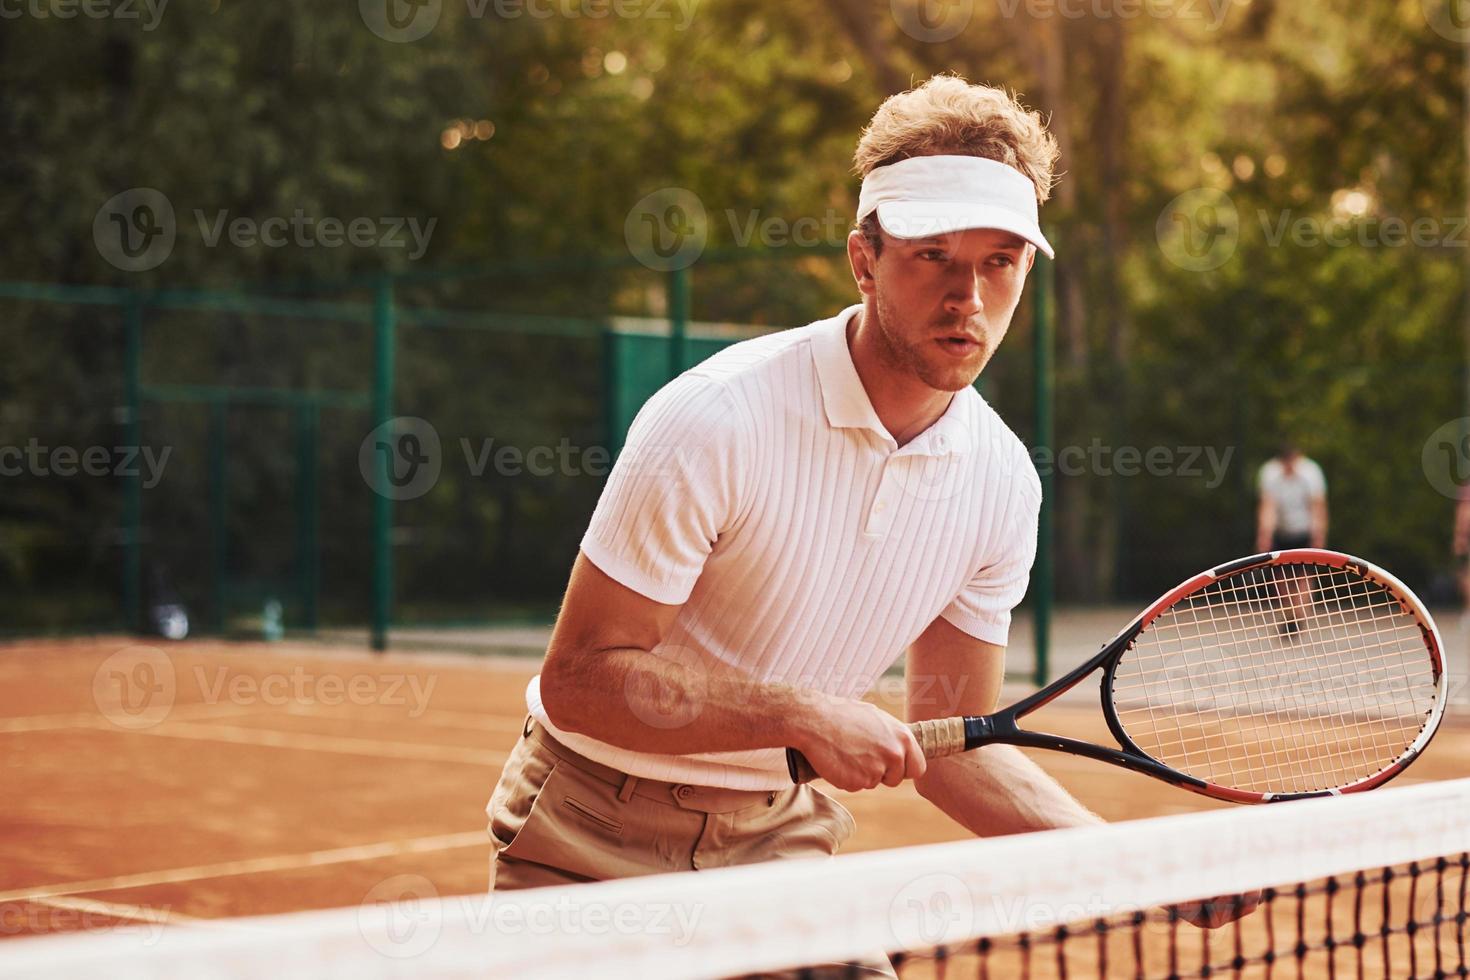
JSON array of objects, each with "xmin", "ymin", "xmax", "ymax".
[{"xmin": 785, "ymin": 716, "xmax": 969, "ymax": 784}]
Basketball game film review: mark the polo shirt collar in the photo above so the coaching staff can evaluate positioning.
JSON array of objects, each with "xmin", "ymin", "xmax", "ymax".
[{"xmin": 812, "ymin": 305, "xmax": 972, "ymax": 457}]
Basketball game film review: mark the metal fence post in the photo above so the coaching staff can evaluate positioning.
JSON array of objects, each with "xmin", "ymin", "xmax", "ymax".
[
  {"xmin": 371, "ymin": 276, "xmax": 396, "ymax": 653},
  {"xmin": 122, "ymin": 293, "xmax": 143, "ymax": 633},
  {"xmin": 667, "ymin": 266, "xmax": 689, "ymax": 379},
  {"xmin": 1032, "ymin": 250, "xmax": 1055, "ymax": 687}
]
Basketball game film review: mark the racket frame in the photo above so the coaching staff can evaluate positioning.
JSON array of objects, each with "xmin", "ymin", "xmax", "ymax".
[
  {"xmin": 1000, "ymin": 549, "xmax": 1445, "ymax": 803},
  {"xmin": 788, "ymin": 549, "xmax": 1446, "ymax": 803}
]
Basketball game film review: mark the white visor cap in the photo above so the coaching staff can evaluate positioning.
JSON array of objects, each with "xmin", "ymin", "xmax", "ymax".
[{"xmin": 856, "ymin": 155, "xmax": 1054, "ymax": 259}]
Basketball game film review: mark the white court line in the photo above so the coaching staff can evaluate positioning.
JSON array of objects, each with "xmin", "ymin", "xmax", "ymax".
[
  {"xmin": 0, "ymin": 703, "xmax": 274, "ymax": 735},
  {"xmin": 281, "ymin": 702, "xmax": 525, "ymax": 733},
  {"xmin": 111, "ymin": 721, "xmax": 509, "ymax": 766},
  {"xmin": 0, "ymin": 831, "xmax": 489, "ymax": 904},
  {"xmin": 26, "ymin": 895, "xmax": 208, "ymax": 927}
]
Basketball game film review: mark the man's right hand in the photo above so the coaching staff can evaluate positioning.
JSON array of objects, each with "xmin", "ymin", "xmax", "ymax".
[{"xmin": 791, "ymin": 695, "xmax": 927, "ymax": 792}]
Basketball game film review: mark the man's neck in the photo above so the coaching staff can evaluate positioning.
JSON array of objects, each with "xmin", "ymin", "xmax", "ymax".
[{"xmin": 846, "ymin": 306, "xmax": 954, "ymax": 448}]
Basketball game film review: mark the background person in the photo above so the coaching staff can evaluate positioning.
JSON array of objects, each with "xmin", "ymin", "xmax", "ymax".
[{"xmin": 1255, "ymin": 444, "xmax": 1328, "ymax": 633}]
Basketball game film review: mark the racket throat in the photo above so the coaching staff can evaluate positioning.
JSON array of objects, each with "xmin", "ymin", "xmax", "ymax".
[{"xmin": 963, "ymin": 714, "xmax": 1019, "ymax": 749}]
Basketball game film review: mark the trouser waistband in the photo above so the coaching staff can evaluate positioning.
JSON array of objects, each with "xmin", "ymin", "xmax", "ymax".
[{"xmin": 523, "ymin": 717, "xmax": 786, "ymax": 814}]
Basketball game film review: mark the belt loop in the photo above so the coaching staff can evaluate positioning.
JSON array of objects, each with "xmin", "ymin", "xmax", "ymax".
[{"xmin": 617, "ymin": 773, "xmax": 638, "ymax": 803}]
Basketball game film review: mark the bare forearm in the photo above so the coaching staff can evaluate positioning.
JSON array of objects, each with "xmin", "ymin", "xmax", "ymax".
[
  {"xmin": 916, "ymin": 745, "xmax": 1102, "ymax": 837},
  {"xmin": 541, "ymin": 645, "xmax": 816, "ymax": 756}
]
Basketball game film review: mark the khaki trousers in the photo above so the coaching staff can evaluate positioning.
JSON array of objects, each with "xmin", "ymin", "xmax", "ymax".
[{"xmin": 486, "ymin": 717, "xmax": 896, "ymax": 978}]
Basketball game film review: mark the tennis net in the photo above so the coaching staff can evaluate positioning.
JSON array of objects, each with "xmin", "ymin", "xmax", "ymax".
[{"xmin": 5, "ymin": 776, "xmax": 1469, "ymax": 979}]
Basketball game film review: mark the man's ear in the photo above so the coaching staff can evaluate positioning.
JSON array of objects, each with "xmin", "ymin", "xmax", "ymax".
[
  {"xmin": 848, "ymin": 229, "xmax": 877, "ymax": 297},
  {"xmin": 1025, "ymin": 244, "xmax": 1038, "ymax": 274}
]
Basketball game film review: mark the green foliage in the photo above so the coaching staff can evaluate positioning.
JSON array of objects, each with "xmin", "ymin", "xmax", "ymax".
[{"xmin": 2, "ymin": 0, "xmax": 1468, "ymax": 629}]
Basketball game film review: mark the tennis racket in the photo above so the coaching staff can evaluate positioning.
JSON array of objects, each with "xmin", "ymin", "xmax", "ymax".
[{"xmin": 787, "ymin": 549, "xmax": 1446, "ymax": 803}]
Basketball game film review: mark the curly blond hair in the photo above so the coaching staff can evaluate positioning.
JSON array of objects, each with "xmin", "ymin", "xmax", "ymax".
[{"xmin": 854, "ymin": 74, "xmax": 1059, "ymax": 205}]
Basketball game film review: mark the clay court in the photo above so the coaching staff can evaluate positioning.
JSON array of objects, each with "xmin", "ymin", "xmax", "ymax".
[{"xmin": 3, "ymin": 634, "xmax": 1467, "ymax": 952}]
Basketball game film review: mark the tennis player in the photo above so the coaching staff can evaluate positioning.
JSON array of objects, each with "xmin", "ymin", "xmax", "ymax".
[
  {"xmin": 486, "ymin": 76, "xmax": 1252, "ymax": 967},
  {"xmin": 1255, "ymin": 443, "xmax": 1328, "ymax": 553},
  {"xmin": 1255, "ymin": 444, "xmax": 1328, "ymax": 633}
]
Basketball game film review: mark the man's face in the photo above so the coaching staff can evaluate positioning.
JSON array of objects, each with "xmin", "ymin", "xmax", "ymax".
[{"xmin": 852, "ymin": 226, "xmax": 1034, "ymax": 392}]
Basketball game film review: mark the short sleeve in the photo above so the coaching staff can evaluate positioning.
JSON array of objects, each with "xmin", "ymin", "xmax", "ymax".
[
  {"xmin": 1257, "ymin": 461, "xmax": 1274, "ymax": 496},
  {"xmin": 581, "ymin": 375, "xmax": 747, "ymax": 606},
  {"xmin": 938, "ymin": 459, "xmax": 1041, "ymax": 646}
]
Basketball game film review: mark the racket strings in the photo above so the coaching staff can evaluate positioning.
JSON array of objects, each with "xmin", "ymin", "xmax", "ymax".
[
  {"xmin": 1159, "ymin": 567, "xmax": 1431, "ymax": 792},
  {"xmin": 1110, "ymin": 563, "xmax": 1438, "ymax": 794}
]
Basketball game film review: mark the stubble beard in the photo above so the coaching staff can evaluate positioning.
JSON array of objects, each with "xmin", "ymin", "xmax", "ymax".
[{"xmin": 873, "ymin": 290, "xmax": 986, "ymax": 393}]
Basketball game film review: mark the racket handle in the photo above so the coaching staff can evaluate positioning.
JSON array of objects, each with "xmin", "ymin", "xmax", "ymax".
[{"xmin": 786, "ymin": 717, "xmax": 970, "ymax": 785}]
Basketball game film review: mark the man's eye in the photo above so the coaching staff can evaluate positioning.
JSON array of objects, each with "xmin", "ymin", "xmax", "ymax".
[
  {"xmin": 917, "ymin": 250, "xmax": 946, "ymax": 261},
  {"xmin": 991, "ymin": 255, "xmax": 1015, "ymax": 268}
]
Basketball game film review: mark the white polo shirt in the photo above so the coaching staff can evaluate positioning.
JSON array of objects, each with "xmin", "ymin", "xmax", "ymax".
[
  {"xmin": 1258, "ymin": 457, "xmax": 1327, "ymax": 536},
  {"xmin": 525, "ymin": 304, "xmax": 1041, "ymax": 789}
]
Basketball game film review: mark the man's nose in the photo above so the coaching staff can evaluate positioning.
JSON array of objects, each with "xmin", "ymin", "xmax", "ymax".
[{"xmin": 943, "ymin": 267, "xmax": 984, "ymax": 318}]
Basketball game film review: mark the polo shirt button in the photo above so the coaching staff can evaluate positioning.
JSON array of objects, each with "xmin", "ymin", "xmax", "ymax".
[
  {"xmin": 675, "ymin": 785, "xmax": 694, "ymax": 800},
  {"xmin": 936, "ymin": 435, "xmax": 949, "ymax": 451},
  {"xmin": 875, "ymin": 501, "xmax": 888, "ymax": 513}
]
